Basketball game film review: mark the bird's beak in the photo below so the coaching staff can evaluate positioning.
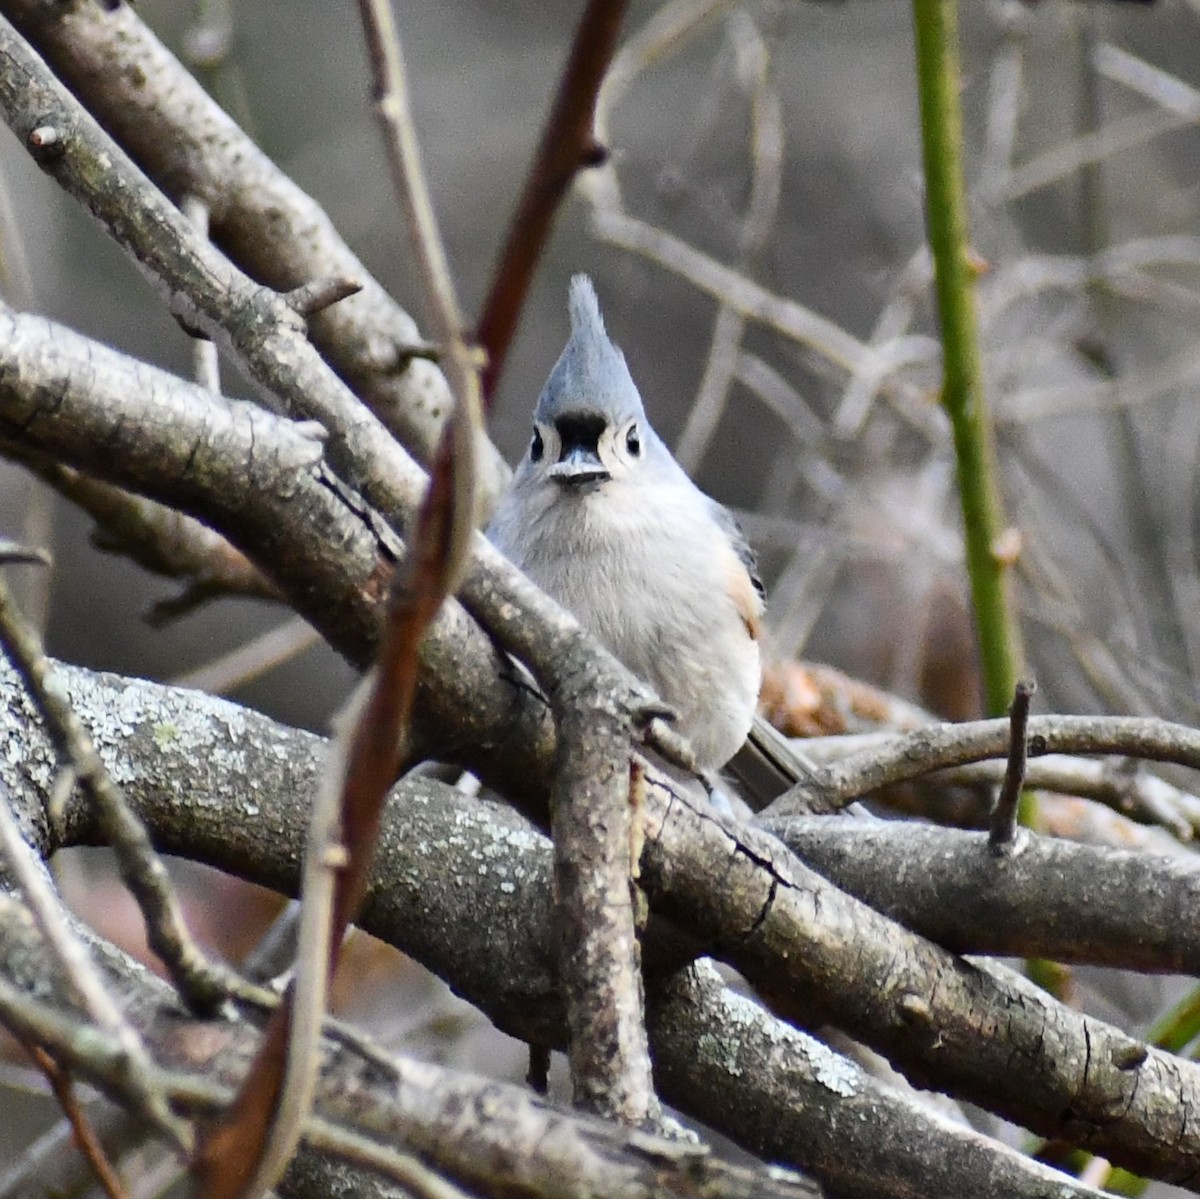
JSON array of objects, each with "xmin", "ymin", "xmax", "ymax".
[{"xmin": 549, "ymin": 445, "xmax": 610, "ymax": 486}]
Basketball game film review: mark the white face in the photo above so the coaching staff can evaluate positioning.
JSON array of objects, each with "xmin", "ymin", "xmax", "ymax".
[{"xmin": 524, "ymin": 412, "xmax": 646, "ymax": 488}]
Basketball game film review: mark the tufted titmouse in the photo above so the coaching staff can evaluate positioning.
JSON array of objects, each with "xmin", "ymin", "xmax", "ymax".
[{"xmin": 488, "ymin": 275, "xmax": 763, "ymax": 775}]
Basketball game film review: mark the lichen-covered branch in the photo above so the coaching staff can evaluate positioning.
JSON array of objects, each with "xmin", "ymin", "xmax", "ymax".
[
  {"xmin": 0, "ymin": 656, "xmax": 1193, "ymax": 1191},
  {"xmin": 0, "ymin": 893, "xmax": 824, "ymax": 1199}
]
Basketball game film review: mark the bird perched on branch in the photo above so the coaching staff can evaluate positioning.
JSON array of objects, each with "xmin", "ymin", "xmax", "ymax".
[{"xmin": 488, "ymin": 274, "xmax": 763, "ymax": 776}]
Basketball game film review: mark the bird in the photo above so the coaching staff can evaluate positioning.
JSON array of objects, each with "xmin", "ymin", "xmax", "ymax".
[{"xmin": 487, "ymin": 274, "xmax": 763, "ymax": 776}]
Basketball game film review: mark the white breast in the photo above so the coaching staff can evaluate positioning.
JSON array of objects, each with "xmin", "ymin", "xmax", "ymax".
[{"xmin": 490, "ymin": 476, "xmax": 760, "ymax": 770}]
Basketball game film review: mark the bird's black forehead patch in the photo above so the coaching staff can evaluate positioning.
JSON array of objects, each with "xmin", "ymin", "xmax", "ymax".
[{"xmin": 554, "ymin": 411, "xmax": 608, "ymax": 453}]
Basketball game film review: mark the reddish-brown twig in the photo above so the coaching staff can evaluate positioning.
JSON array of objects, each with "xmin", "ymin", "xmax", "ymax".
[
  {"xmin": 29, "ymin": 1045, "xmax": 129, "ymax": 1199},
  {"xmin": 476, "ymin": 0, "xmax": 631, "ymax": 405}
]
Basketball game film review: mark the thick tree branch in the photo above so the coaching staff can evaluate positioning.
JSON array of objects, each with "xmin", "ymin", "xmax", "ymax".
[
  {"xmin": 0, "ymin": 306, "xmax": 556, "ymax": 808},
  {"xmin": 649, "ymin": 964, "xmax": 1104, "ymax": 1199},
  {"xmin": 641, "ymin": 796, "xmax": 1200, "ymax": 1183},
  {"xmin": 0, "ymin": 656, "xmax": 1191, "ymax": 1192},
  {"xmin": 0, "ymin": 0, "xmax": 512, "ymax": 508},
  {"xmin": 0, "ymin": 893, "xmax": 823, "ymax": 1199},
  {"xmin": 0, "ymin": 20, "xmax": 668, "ymax": 827},
  {"xmin": 765, "ymin": 813, "xmax": 1200, "ymax": 973},
  {"xmin": 0, "ymin": 308, "xmax": 389, "ymax": 659}
]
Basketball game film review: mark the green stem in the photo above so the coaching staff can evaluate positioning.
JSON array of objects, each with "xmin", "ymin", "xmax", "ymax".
[
  {"xmin": 911, "ymin": 0, "xmax": 1022, "ymax": 721},
  {"xmin": 1147, "ymin": 983, "xmax": 1200, "ymax": 1055}
]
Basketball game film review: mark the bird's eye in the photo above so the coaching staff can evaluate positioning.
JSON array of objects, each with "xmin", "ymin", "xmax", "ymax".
[
  {"xmin": 625, "ymin": 425, "xmax": 641, "ymax": 456},
  {"xmin": 530, "ymin": 427, "xmax": 544, "ymax": 462}
]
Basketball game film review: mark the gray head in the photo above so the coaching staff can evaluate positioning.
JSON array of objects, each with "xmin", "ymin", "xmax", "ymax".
[{"xmin": 520, "ymin": 275, "xmax": 664, "ymax": 490}]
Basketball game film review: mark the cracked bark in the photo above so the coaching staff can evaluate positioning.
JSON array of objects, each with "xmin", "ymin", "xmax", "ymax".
[
  {"xmin": 765, "ymin": 813, "xmax": 1200, "ymax": 974},
  {"xmin": 549, "ymin": 656, "xmax": 659, "ymax": 1124},
  {"xmin": 0, "ymin": 890, "xmax": 825, "ymax": 1199},
  {"xmin": 640, "ymin": 786, "xmax": 1200, "ymax": 1181},
  {"xmin": 0, "ymin": 657, "xmax": 1191, "ymax": 1191}
]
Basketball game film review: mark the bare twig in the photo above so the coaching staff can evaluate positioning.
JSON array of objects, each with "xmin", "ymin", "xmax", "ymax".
[
  {"xmin": 0, "ymin": 1102, "xmax": 145, "ymax": 1199},
  {"xmin": 0, "ymin": 306, "xmax": 557, "ymax": 816},
  {"xmin": 0, "ymin": 307, "xmax": 394, "ymax": 670},
  {"xmin": 675, "ymin": 12, "xmax": 783, "ymax": 472},
  {"xmin": 989, "ymin": 679, "xmax": 1035, "ymax": 852},
  {"xmin": 832, "ymin": 248, "xmax": 932, "ymax": 438},
  {"xmin": 180, "ymin": 193, "xmax": 220, "ymax": 393},
  {"xmin": 0, "ymin": 775, "xmax": 188, "ymax": 1153},
  {"xmin": 3, "ymin": 451, "xmax": 280, "ymax": 622},
  {"xmin": 475, "ymin": 0, "xmax": 631, "ymax": 404},
  {"xmin": 28, "ymin": 1045, "xmax": 129, "ymax": 1199},
  {"xmin": 676, "ymin": 304, "xmax": 748, "ymax": 473},
  {"xmin": 767, "ymin": 712, "xmax": 1200, "ymax": 818},
  {"xmin": 170, "ymin": 616, "xmax": 321, "ymax": 695},
  {"xmin": 0, "ymin": 537, "xmax": 48, "ymax": 569},
  {"xmin": 1001, "ymin": 108, "xmax": 1187, "ymax": 201},
  {"xmin": 1094, "ymin": 41, "xmax": 1200, "ymax": 118},
  {"xmin": 355, "ymin": 0, "xmax": 479, "ymax": 436},
  {"xmin": 215, "ymin": 424, "xmax": 478, "ymax": 1199},
  {"xmin": 283, "ymin": 276, "xmax": 363, "ymax": 318},
  {"xmin": 0, "ymin": 560, "xmax": 229, "ymax": 1016},
  {"xmin": 650, "ymin": 961, "xmax": 1104, "ymax": 1199},
  {"xmin": 809, "ymin": 745, "xmax": 1200, "ymax": 841}
]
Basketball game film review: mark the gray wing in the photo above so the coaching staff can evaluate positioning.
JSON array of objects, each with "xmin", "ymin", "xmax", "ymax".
[{"xmin": 708, "ymin": 498, "xmax": 765, "ymax": 604}]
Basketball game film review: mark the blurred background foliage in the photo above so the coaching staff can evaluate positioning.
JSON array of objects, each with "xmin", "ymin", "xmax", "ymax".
[{"xmin": 3, "ymin": 0, "xmax": 1200, "ymax": 1190}]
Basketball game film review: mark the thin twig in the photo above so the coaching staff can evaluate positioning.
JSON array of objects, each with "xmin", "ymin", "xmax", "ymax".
[
  {"xmin": 170, "ymin": 616, "xmax": 320, "ymax": 695},
  {"xmin": 0, "ymin": 776, "xmax": 189, "ymax": 1153},
  {"xmin": 355, "ymin": 0, "xmax": 479, "ymax": 436},
  {"xmin": 1002, "ymin": 107, "xmax": 1186, "ymax": 201},
  {"xmin": 848, "ymin": 750, "xmax": 1200, "ymax": 840},
  {"xmin": 180, "ymin": 194, "xmax": 221, "ymax": 393},
  {"xmin": 3, "ymin": 451, "xmax": 279, "ymax": 622},
  {"xmin": 475, "ymin": 0, "xmax": 631, "ymax": 404},
  {"xmin": 989, "ymin": 680, "xmax": 1036, "ymax": 852},
  {"xmin": 0, "ymin": 566, "xmax": 231, "ymax": 1016},
  {"xmin": 354, "ymin": 0, "xmax": 481, "ymax": 589},
  {"xmin": 674, "ymin": 12, "xmax": 783, "ymax": 471},
  {"xmin": 28, "ymin": 1045, "xmax": 129, "ymax": 1199},
  {"xmin": 766, "ymin": 712, "xmax": 1200, "ymax": 818},
  {"xmin": 0, "ymin": 1103, "xmax": 145, "ymax": 1199},
  {"xmin": 283, "ymin": 276, "xmax": 363, "ymax": 318}
]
